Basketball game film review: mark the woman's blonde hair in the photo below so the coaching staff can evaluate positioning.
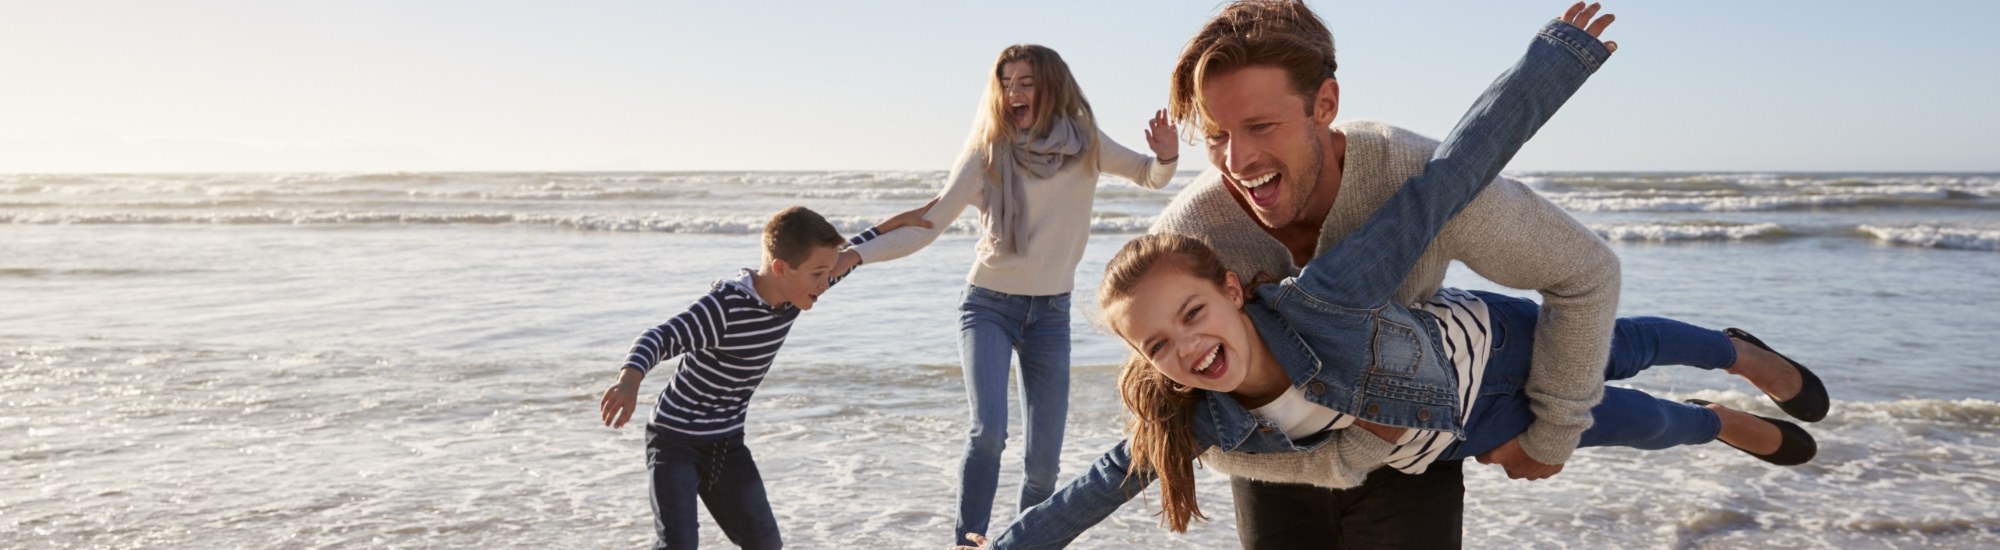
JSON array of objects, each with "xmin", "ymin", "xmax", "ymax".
[
  {"xmin": 968, "ymin": 44, "xmax": 1101, "ymax": 173},
  {"xmin": 1098, "ymin": 233, "xmax": 1238, "ymax": 532}
]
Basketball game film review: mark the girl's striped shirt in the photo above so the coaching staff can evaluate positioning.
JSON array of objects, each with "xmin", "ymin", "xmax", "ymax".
[{"xmin": 1248, "ymin": 287, "xmax": 1493, "ymax": 474}]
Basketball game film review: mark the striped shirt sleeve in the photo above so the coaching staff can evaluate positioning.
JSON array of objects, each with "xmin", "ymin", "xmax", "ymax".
[
  {"xmin": 827, "ymin": 226, "xmax": 883, "ymax": 287},
  {"xmin": 622, "ymin": 294, "xmax": 727, "ymax": 375}
]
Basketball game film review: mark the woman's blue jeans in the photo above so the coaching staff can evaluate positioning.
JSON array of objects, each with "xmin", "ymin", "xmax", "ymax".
[
  {"xmin": 954, "ymin": 285, "xmax": 1071, "ymax": 545},
  {"xmin": 1446, "ymin": 291, "xmax": 1733, "ymax": 460}
]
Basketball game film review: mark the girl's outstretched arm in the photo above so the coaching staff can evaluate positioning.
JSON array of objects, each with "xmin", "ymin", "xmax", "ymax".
[
  {"xmin": 1294, "ymin": 13, "xmax": 1615, "ymax": 308},
  {"xmin": 975, "ymin": 441, "xmax": 1153, "ymax": 549}
]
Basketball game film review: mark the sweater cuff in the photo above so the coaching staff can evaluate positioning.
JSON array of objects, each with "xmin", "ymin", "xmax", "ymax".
[
  {"xmin": 1149, "ymin": 157, "xmax": 1179, "ymax": 187},
  {"xmin": 1516, "ymin": 417, "xmax": 1591, "ymax": 464}
]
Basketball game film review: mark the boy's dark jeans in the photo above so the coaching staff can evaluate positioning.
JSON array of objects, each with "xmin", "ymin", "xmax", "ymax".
[{"xmin": 647, "ymin": 426, "xmax": 781, "ymax": 549}]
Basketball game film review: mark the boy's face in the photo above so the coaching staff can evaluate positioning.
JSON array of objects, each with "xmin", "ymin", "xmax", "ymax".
[{"xmin": 774, "ymin": 245, "xmax": 840, "ymax": 311}]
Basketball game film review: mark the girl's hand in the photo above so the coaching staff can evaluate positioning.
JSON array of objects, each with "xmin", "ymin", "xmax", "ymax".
[
  {"xmin": 1560, "ymin": 2, "xmax": 1618, "ymax": 53},
  {"xmin": 1143, "ymin": 109, "xmax": 1180, "ymax": 163}
]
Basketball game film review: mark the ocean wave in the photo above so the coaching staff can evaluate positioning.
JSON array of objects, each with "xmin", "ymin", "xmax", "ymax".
[
  {"xmin": 0, "ymin": 267, "xmax": 187, "ymax": 278},
  {"xmin": 1669, "ymin": 391, "xmax": 2000, "ymax": 426},
  {"xmin": 1522, "ymin": 172, "xmax": 2000, "ymax": 194},
  {"xmin": 1859, "ymin": 225, "xmax": 2000, "ymax": 252},
  {"xmin": 0, "ymin": 210, "xmax": 1169, "ymax": 235},
  {"xmin": 1590, "ymin": 222, "xmax": 1789, "ymax": 242},
  {"xmin": 0, "ymin": 210, "xmax": 993, "ymax": 235},
  {"xmin": 1547, "ymin": 193, "xmax": 2000, "ymax": 213}
]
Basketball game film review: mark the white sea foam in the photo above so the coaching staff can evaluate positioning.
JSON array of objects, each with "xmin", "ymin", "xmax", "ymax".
[
  {"xmin": 1591, "ymin": 222, "xmax": 1788, "ymax": 242},
  {"xmin": 1860, "ymin": 225, "xmax": 2000, "ymax": 252},
  {"xmin": 1553, "ymin": 193, "xmax": 1875, "ymax": 212}
]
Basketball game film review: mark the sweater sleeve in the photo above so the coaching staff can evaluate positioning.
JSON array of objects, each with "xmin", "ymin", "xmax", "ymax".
[
  {"xmin": 621, "ymin": 294, "xmax": 726, "ymax": 375},
  {"xmin": 1198, "ymin": 428, "xmax": 1399, "ymax": 490},
  {"xmin": 848, "ymin": 148, "xmax": 985, "ymax": 265},
  {"xmin": 1435, "ymin": 175, "xmax": 1618, "ymax": 464},
  {"xmin": 1092, "ymin": 128, "xmax": 1177, "ymax": 190}
]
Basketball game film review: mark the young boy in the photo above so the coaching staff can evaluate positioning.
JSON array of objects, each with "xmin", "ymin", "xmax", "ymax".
[{"xmin": 597, "ymin": 204, "xmax": 929, "ymax": 549}]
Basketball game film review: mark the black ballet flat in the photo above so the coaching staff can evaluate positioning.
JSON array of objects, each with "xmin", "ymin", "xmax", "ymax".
[
  {"xmin": 1686, "ymin": 399, "xmax": 1818, "ymax": 466},
  {"xmin": 1726, "ymin": 328, "xmax": 1829, "ymax": 422}
]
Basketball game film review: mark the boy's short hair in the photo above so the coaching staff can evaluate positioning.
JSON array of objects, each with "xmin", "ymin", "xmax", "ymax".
[{"xmin": 763, "ymin": 206, "xmax": 846, "ymax": 267}]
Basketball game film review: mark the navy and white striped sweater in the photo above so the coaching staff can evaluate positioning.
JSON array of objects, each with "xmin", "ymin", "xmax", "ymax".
[{"xmin": 622, "ymin": 227, "xmax": 879, "ymax": 439}]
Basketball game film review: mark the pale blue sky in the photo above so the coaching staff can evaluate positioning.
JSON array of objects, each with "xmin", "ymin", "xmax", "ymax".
[{"xmin": 1, "ymin": 1, "xmax": 1994, "ymax": 172}]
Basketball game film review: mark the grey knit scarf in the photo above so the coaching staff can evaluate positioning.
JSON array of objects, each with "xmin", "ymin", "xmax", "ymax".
[{"xmin": 983, "ymin": 116, "xmax": 1087, "ymax": 256}]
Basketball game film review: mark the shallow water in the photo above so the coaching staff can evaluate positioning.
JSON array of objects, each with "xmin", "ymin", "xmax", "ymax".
[{"xmin": 5, "ymin": 171, "xmax": 1998, "ymax": 548}]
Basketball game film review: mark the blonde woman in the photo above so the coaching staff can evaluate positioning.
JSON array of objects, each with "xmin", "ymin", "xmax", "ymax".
[{"xmin": 847, "ymin": 44, "xmax": 1179, "ymax": 545}]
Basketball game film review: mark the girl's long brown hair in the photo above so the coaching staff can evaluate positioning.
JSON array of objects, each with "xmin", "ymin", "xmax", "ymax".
[{"xmin": 1100, "ymin": 233, "xmax": 1236, "ymax": 532}]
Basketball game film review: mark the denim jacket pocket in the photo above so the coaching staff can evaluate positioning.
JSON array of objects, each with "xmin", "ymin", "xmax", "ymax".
[{"xmin": 1369, "ymin": 317, "xmax": 1424, "ymax": 378}]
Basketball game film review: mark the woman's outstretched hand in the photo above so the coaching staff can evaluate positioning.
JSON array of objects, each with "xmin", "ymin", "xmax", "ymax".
[
  {"xmin": 1561, "ymin": 2, "xmax": 1618, "ymax": 54},
  {"xmin": 1144, "ymin": 109, "xmax": 1180, "ymax": 163}
]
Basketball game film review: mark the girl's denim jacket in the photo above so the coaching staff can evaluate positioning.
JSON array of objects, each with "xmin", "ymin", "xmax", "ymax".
[{"xmin": 988, "ymin": 19, "xmax": 1612, "ymax": 550}]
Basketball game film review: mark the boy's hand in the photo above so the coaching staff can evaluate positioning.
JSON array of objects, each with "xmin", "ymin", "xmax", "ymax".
[
  {"xmin": 879, "ymin": 196, "xmax": 941, "ymax": 233},
  {"xmin": 834, "ymin": 249, "xmax": 863, "ymax": 279},
  {"xmin": 599, "ymin": 369, "xmax": 644, "ymax": 428}
]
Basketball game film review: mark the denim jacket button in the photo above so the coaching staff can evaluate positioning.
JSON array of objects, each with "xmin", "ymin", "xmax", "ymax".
[
  {"xmin": 1257, "ymin": 426, "xmax": 1274, "ymax": 434},
  {"xmin": 1417, "ymin": 408, "xmax": 1432, "ymax": 422},
  {"xmin": 1365, "ymin": 403, "xmax": 1381, "ymax": 416},
  {"xmin": 1307, "ymin": 381, "xmax": 1326, "ymax": 396}
]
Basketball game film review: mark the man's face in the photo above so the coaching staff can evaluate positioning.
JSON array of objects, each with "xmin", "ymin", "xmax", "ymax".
[{"xmin": 1197, "ymin": 66, "xmax": 1335, "ymax": 229}]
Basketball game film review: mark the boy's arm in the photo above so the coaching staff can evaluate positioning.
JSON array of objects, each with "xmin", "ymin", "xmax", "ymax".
[
  {"xmin": 982, "ymin": 440, "xmax": 1154, "ymax": 549},
  {"xmin": 1294, "ymin": 18, "xmax": 1610, "ymax": 308},
  {"xmin": 621, "ymin": 294, "xmax": 724, "ymax": 375},
  {"xmin": 601, "ymin": 294, "xmax": 726, "ymax": 428},
  {"xmin": 829, "ymin": 196, "xmax": 941, "ymax": 282}
]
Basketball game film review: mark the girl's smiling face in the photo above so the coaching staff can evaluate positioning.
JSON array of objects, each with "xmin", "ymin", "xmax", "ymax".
[{"xmin": 1106, "ymin": 264, "xmax": 1264, "ymax": 395}]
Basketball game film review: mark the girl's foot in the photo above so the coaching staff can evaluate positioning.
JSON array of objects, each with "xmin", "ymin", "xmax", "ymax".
[
  {"xmin": 1692, "ymin": 399, "xmax": 1817, "ymax": 466},
  {"xmin": 1724, "ymin": 328, "xmax": 1830, "ymax": 422}
]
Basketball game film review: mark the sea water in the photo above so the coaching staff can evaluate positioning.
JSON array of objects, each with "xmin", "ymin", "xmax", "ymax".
[{"xmin": 4, "ymin": 170, "xmax": 1998, "ymax": 548}]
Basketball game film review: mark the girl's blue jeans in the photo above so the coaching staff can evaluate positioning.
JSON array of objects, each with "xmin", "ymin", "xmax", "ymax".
[
  {"xmin": 1445, "ymin": 291, "xmax": 1733, "ymax": 461},
  {"xmin": 954, "ymin": 285, "xmax": 1071, "ymax": 545}
]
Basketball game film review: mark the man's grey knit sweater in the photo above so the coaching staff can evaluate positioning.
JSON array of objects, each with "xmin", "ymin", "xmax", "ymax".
[{"xmin": 1149, "ymin": 120, "xmax": 1620, "ymax": 486}]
